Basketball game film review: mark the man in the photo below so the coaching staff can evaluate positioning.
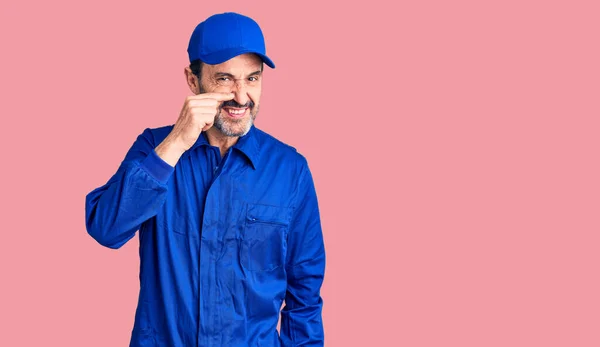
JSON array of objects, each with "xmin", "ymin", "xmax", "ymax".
[{"xmin": 85, "ymin": 12, "xmax": 326, "ymax": 347}]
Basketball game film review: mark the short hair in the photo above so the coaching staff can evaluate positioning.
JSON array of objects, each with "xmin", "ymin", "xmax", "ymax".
[{"xmin": 190, "ymin": 59, "xmax": 203, "ymax": 79}]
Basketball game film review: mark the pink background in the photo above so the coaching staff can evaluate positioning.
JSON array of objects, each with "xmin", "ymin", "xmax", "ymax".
[{"xmin": 1, "ymin": 0, "xmax": 599, "ymax": 346}]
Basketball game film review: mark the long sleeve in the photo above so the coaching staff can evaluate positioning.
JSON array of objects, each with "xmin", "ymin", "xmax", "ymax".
[
  {"xmin": 84, "ymin": 128, "xmax": 174, "ymax": 249},
  {"xmin": 280, "ymin": 162, "xmax": 326, "ymax": 346}
]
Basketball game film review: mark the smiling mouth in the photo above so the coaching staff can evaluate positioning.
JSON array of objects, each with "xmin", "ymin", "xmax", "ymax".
[{"xmin": 223, "ymin": 107, "xmax": 248, "ymax": 118}]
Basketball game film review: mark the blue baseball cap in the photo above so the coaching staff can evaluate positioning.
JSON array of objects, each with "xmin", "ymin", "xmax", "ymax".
[{"xmin": 187, "ymin": 12, "xmax": 275, "ymax": 68}]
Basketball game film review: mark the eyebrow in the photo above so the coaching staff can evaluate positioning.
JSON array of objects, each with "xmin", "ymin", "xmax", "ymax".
[{"xmin": 213, "ymin": 70, "xmax": 262, "ymax": 78}]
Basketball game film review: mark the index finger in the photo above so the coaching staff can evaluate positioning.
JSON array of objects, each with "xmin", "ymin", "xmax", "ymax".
[{"xmin": 191, "ymin": 92, "xmax": 235, "ymax": 101}]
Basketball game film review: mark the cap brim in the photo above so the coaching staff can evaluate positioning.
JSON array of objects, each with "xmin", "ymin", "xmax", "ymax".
[
  {"xmin": 199, "ymin": 48, "xmax": 275, "ymax": 68},
  {"xmin": 254, "ymin": 53, "xmax": 276, "ymax": 69}
]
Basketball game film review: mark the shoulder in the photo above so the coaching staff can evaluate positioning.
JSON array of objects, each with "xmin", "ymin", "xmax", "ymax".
[
  {"xmin": 254, "ymin": 127, "xmax": 309, "ymax": 168},
  {"xmin": 148, "ymin": 125, "xmax": 174, "ymax": 144},
  {"xmin": 136, "ymin": 124, "xmax": 174, "ymax": 146}
]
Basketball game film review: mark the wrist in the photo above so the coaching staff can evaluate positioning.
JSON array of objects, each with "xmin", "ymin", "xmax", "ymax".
[{"xmin": 155, "ymin": 137, "xmax": 186, "ymax": 166}]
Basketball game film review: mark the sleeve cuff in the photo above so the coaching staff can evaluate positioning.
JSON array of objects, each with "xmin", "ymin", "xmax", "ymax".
[{"xmin": 139, "ymin": 149, "xmax": 175, "ymax": 184}]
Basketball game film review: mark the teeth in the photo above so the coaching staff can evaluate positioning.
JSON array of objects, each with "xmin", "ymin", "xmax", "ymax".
[{"xmin": 227, "ymin": 108, "xmax": 246, "ymax": 115}]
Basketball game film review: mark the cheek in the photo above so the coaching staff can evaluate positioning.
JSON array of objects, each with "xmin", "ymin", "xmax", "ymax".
[
  {"xmin": 249, "ymin": 88, "xmax": 262, "ymax": 105},
  {"xmin": 201, "ymin": 79, "xmax": 228, "ymax": 93},
  {"xmin": 212, "ymin": 85, "xmax": 232, "ymax": 93}
]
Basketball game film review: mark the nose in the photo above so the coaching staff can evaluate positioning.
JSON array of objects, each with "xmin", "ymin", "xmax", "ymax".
[{"xmin": 231, "ymin": 80, "xmax": 250, "ymax": 106}]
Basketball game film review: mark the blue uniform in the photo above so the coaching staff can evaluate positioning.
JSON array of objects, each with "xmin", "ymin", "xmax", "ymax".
[{"xmin": 85, "ymin": 125, "xmax": 326, "ymax": 346}]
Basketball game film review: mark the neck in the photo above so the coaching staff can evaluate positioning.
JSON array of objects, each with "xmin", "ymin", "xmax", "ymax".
[{"xmin": 205, "ymin": 127, "xmax": 240, "ymax": 157}]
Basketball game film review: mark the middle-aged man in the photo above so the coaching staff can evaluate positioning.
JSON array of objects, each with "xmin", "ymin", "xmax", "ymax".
[{"xmin": 84, "ymin": 12, "xmax": 326, "ymax": 347}]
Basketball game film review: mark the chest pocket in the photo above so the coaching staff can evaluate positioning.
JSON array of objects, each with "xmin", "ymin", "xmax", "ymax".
[{"xmin": 240, "ymin": 203, "xmax": 293, "ymax": 272}]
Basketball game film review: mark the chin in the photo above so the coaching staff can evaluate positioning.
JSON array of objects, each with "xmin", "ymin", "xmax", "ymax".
[{"xmin": 215, "ymin": 117, "xmax": 253, "ymax": 137}]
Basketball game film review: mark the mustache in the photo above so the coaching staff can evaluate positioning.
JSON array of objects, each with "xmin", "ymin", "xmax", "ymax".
[{"xmin": 221, "ymin": 99, "xmax": 254, "ymax": 109}]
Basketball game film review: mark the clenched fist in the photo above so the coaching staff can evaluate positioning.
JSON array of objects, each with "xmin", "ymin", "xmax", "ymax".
[{"xmin": 155, "ymin": 92, "xmax": 234, "ymax": 166}]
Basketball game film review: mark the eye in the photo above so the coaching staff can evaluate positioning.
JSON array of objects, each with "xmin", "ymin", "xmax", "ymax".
[
  {"xmin": 217, "ymin": 77, "xmax": 230, "ymax": 82},
  {"xmin": 248, "ymin": 76, "xmax": 259, "ymax": 82}
]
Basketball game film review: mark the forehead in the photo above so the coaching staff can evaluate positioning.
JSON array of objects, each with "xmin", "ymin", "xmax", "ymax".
[{"xmin": 203, "ymin": 53, "xmax": 263, "ymax": 77}]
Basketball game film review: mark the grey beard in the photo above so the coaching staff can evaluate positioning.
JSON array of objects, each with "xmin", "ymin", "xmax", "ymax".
[
  {"xmin": 213, "ymin": 114, "xmax": 254, "ymax": 137},
  {"xmin": 213, "ymin": 106, "xmax": 258, "ymax": 137}
]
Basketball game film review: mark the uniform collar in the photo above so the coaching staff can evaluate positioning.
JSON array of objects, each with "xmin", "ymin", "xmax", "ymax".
[
  {"xmin": 232, "ymin": 125, "xmax": 259, "ymax": 169},
  {"xmin": 192, "ymin": 125, "xmax": 259, "ymax": 170}
]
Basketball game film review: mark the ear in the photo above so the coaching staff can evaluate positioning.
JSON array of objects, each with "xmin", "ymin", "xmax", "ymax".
[{"xmin": 184, "ymin": 66, "xmax": 200, "ymax": 94}]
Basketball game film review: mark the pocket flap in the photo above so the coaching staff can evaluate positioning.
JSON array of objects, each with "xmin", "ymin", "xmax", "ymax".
[{"xmin": 246, "ymin": 203, "xmax": 293, "ymax": 226}]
